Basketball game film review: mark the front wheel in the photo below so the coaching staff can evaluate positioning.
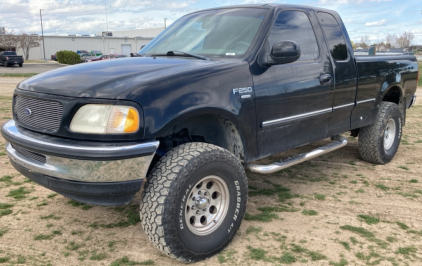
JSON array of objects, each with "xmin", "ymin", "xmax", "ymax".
[
  {"xmin": 358, "ymin": 101, "xmax": 402, "ymax": 164},
  {"xmin": 140, "ymin": 143, "xmax": 247, "ymax": 263}
]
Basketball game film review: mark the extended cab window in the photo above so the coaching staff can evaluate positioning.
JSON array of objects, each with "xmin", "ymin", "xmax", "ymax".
[
  {"xmin": 317, "ymin": 12, "xmax": 348, "ymax": 61},
  {"xmin": 268, "ymin": 11, "xmax": 319, "ymax": 61}
]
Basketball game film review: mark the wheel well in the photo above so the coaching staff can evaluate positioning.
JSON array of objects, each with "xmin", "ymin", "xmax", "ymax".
[
  {"xmin": 382, "ymin": 86, "xmax": 401, "ymax": 104},
  {"xmin": 155, "ymin": 114, "xmax": 245, "ymax": 162}
]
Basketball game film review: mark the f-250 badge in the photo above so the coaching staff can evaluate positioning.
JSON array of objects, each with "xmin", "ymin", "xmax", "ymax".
[{"xmin": 232, "ymin": 87, "xmax": 252, "ymax": 94}]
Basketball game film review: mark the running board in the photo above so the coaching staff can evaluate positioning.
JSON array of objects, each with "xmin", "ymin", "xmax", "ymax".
[{"xmin": 245, "ymin": 135, "xmax": 348, "ymax": 174}]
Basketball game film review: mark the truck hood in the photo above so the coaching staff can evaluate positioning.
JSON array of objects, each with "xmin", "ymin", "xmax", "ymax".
[{"xmin": 17, "ymin": 57, "xmax": 223, "ymax": 99}]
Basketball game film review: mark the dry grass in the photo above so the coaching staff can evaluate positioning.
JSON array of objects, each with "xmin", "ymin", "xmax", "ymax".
[{"xmin": 0, "ymin": 78, "xmax": 421, "ymax": 265}]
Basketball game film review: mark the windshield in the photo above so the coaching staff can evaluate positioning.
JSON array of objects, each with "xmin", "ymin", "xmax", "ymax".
[{"xmin": 139, "ymin": 8, "xmax": 268, "ymax": 59}]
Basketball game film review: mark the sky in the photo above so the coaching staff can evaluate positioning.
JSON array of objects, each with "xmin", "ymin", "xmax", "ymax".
[{"xmin": 0, "ymin": 0, "xmax": 421, "ymax": 45}]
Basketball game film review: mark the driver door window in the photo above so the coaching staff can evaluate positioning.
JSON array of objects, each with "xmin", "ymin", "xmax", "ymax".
[{"xmin": 268, "ymin": 11, "xmax": 319, "ymax": 61}]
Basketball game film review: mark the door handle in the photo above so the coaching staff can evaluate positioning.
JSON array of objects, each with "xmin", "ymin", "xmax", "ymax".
[{"xmin": 320, "ymin": 74, "xmax": 332, "ymax": 85}]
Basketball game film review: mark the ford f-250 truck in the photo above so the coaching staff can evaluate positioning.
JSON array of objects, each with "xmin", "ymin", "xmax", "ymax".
[
  {"xmin": 0, "ymin": 51, "xmax": 23, "ymax": 67},
  {"xmin": 1, "ymin": 4, "xmax": 418, "ymax": 263}
]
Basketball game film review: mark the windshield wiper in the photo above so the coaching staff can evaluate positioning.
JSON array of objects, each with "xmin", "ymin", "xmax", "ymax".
[{"xmin": 151, "ymin": 51, "xmax": 211, "ymax": 61}]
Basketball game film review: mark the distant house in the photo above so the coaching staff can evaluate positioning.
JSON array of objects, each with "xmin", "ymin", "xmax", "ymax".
[
  {"xmin": 387, "ymin": 48, "xmax": 404, "ymax": 53},
  {"xmin": 386, "ymin": 48, "xmax": 414, "ymax": 55}
]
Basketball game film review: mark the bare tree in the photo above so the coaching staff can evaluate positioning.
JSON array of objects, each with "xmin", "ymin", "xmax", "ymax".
[
  {"xmin": 357, "ymin": 35, "xmax": 370, "ymax": 49},
  {"xmin": 0, "ymin": 29, "xmax": 19, "ymax": 51},
  {"xmin": 16, "ymin": 33, "xmax": 40, "ymax": 60},
  {"xmin": 386, "ymin": 32, "xmax": 414, "ymax": 49},
  {"xmin": 385, "ymin": 34, "xmax": 397, "ymax": 49},
  {"xmin": 350, "ymin": 40, "xmax": 357, "ymax": 50},
  {"xmin": 395, "ymin": 31, "xmax": 414, "ymax": 48}
]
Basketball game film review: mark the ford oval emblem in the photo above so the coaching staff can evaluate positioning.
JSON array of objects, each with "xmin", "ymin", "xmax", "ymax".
[{"xmin": 24, "ymin": 108, "xmax": 32, "ymax": 116}]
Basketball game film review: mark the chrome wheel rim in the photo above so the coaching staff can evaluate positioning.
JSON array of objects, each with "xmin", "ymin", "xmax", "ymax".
[
  {"xmin": 185, "ymin": 175, "xmax": 229, "ymax": 236},
  {"xmin": 384, "ymin": 118, "xmax": 396, "ymax": 150}
]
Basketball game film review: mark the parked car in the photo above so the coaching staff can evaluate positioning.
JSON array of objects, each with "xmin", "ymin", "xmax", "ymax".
[
  {"xmin": 1, "ymin": 4, "xmax": 418, "ymax": 263},
  {"xmin": 86, "ymin": 55, "xmax": 109, "ymax": 62},
  {"xmin": 90, "ymin": 50, "xmax": 103, "ymax": 56},
  {"xmin": 110, "ymin": 54, "xmax": 128, "ymax": 59},
  {"xmin": 0, "ymin": 51, "xmax": 24, "ymax": 67},
  {"xmin": 76, "ymin": 50, "xmax": 90, "ymax": 54},
  {"xmin": 79, "ymin": 53, "xmax": 95, "ymax": 62}
]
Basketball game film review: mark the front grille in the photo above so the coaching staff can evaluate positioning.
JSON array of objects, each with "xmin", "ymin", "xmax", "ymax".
[
  {"xmin": 12, "ymin": 144, "xmax": 46, "ymax": 164},
  {"xmin": 14, "ymin": 95, "xmax": 63, "ymax": 132}
]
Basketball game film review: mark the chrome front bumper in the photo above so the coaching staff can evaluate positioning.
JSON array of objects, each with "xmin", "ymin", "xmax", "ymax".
[{"xmin": 2, "ymin": 120, "xmax": 159, "ymax": 183}]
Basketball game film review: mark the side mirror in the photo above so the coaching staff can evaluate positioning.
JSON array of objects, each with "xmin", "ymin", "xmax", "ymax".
[{"xmin": 266, "ymin": 41, "xmax": 301, "ymax": 65}]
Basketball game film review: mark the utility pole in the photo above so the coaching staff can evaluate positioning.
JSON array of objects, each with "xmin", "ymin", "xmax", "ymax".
[
  {"xmin": 164, "ymin": 18, "xmax": 167, "ymax": 29},
  {"xmin": 104, "ymin": 0, "xmax": 109, "ymax": 32},
  {"xmin": 40, "ymin": 9, "xmax": 46, "ymax": 61}
]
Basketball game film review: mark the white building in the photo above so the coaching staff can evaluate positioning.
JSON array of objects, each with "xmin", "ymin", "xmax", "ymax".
[
  {"xmin": 0, "ymin": 27, "xmax": 165, "ymax": 60},
  {"xmin": 19, "ymin": 35, "xmax": 153, "ymax": 60},
  {"xmin": 96, "ymin": 27, "xmax": 164, "ymax": 38},
  {"xmin": 0, "ymin": 27, "xmax": 164, "ymax": 60}
]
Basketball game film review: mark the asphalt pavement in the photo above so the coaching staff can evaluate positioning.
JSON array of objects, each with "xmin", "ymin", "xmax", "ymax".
[{"xmin": 0, "ymin": 63, "xmax": 67, "ymax": 74}]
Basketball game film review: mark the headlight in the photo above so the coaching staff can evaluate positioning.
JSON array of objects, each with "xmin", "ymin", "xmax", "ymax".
[{"xmin": 70, "ymin": 104, "xmax": 140, "ymax": 134}]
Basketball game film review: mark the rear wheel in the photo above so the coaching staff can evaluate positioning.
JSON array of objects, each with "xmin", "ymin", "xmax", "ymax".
[
  {"xmin": 358, "ymin": 102, "xmax": 402, "ymax": 164},
  {"xmin": 140, "ymin": 143, "xmax": 247, "ymax": 263}
]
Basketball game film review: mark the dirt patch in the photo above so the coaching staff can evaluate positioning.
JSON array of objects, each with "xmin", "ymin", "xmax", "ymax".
[
  {"xmin": 0, "ymin": 80, "xmax": 422, "ymax": 266},
  {"xmin": 0, "ymin": 77, "xmax": 25, "ymax": 97}
]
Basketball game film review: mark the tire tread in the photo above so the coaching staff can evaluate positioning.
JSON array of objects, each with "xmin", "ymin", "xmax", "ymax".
[
  {"xmin": 140, "ymin": 142, "xmax": 247, "ymax": 263},
  {"xmin": 358, "ymin": 101, "xmax": 401, "ymax": 164}
]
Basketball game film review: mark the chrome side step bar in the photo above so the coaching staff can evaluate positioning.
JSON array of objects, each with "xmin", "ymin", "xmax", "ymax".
[{"xmin": 245, "ymin": 135, "xmax": 348, "ymax": 174}]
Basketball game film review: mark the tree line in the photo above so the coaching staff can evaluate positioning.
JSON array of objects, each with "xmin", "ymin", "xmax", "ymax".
[
  {"xmin": 0, "ymin": 30, "xmax": 40, "ymax": 60},
  {"xmin": 352, "ymin": 31, "xmax": 415, "ymax": 50}
]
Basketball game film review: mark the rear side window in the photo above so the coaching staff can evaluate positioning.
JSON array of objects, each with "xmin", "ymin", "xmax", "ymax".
[
  {"xmin": 317, "ymin": 12, "xmax": 348, "ymax": 61},
  {"xmin": 268, "ymin": 11, "xmax": 319, "ymax": 61}
]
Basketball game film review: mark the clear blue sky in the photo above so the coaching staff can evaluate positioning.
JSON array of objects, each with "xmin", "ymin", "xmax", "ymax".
[{"xmin": 1, "ymin": 0, "xmax": 421, "ymax": 45}]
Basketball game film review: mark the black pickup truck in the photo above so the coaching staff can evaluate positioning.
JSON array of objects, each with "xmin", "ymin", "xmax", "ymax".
[
  {"xmin": 1, "ymin": 4, "xmax": 418, "ymax": 263},
  {"xmin": 0, "ymin": 51, "xmax": 24, "ymax": 67}
]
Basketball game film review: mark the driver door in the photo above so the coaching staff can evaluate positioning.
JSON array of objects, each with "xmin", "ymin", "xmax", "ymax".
[{"xmin": 252, "ymin": 9, "xmax": 334, "ymax": 157}]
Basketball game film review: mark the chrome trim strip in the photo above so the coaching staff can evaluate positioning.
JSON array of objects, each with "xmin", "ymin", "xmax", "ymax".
[
  {"xmin": 356, "ymin": 98, "xmax": 376, "ymax": 105},
  {"xmin": 245, "ymin": 135, "xmax": 347, "ymax": 174},
  {"xmin": 262, "ymin": 108, "xmax": 332, "ymax": 127},
  {"xmin": 6, "ymin": 143, "xmax": 155, "ymax": 183},
  {"xmin": 333, "ymin": 103, "xmax": 355, "ymax": 110}
]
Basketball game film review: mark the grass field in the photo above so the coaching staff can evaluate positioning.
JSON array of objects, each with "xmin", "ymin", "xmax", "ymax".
[
  {"xmin": 0, "ymin": 73, "xmax": 38, "ymax": 78},
  {"xmin": 0, "ymin": 78, "xmax": 421, "ymax": 266},
  {"xmin": 418, "ymin": 62, "xmax": 422, "ymax": 87}
]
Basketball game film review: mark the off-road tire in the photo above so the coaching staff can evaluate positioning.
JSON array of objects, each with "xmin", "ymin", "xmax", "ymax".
[
  {"xmin": 19, "ymin": 63, "xmax": 22, "ymax": 67},
  {"xmin": 140, "ymin": 142, "xmax": 247, "ymax": 263},
  {"xmin": 358, "ymin": 102, "xmax": 402, "ymax": 164}
]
